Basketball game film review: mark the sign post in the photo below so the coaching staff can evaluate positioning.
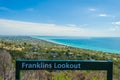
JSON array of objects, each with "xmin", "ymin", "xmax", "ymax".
[{"xmin": 16, "ymin": 60, "xmax": 113, "ymax": 80}]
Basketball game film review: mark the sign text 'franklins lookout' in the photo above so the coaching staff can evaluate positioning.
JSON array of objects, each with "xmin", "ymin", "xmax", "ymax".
[
  {"xmin": 21, "ymin": 61, "xmax": 81, "ymax": 69},
  {"xmin": 16, "ymin": 60, "xmax": 112, "ymax": 70}
]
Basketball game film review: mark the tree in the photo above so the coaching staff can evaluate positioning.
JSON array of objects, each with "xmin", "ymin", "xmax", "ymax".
[{"xmin": 0, "ymin": 50, "xmax": 12, "ymax": 80}]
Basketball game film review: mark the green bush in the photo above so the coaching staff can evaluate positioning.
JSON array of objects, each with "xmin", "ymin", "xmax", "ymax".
[
  {"xmin": 92, "ymin": 77, "xmax": 98, "ymax": 80},
  {"xmin": 53, "ymin": 73, "xmax": 71, "ymax": 80},
  {"xmin": 0, "ymin": 76, "xmax": 2, "ymax": 80}
]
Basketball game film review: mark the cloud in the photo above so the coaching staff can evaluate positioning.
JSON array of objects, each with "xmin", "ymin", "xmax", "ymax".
[
  {"xmin": 98, "ymin": 14, "xmax": 108, "ymax": 17},
  {"xmin": 66, "ymin": 24, "xmax": 77, "ymax": 27},
  {"xmin": 98, "ymin": 14, "xmax": 116, "ymax": 20},
  {"xmin": 0, "ymin": 19, "xmax": 85, "ymax": 36},
  {"xmin": 89, "ymin": 8, "xmax": 96, "ymax": 11},
  {"xmin": 89, "ymin": 9, "xmax": 115, "ymax": 18},
  {"xmin": 109, "ymin": 26, "xmax": 120, "ymax": 31},
  {"xmin": 0, "ymin": 19, "xmax": 119, "ymax": 37},
  {"xmin": 112, "ymin": 21, "xmax": 120, "ymax": 25},
  {"xmin": 111, "ymin": 21, "xmax": 120, "ymax": 31},
  {"xmin": 0, "ymin": 7, "xmax": 13, "ymax": 12}
]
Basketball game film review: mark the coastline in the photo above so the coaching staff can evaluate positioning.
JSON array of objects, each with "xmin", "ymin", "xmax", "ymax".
[
  {"xmin": 31, "ymin": 36, "xmax": 120, "ymax": 54},
  {"xmin": 0, "ymin": 35, "xmax": 120, "ymax": 80}
]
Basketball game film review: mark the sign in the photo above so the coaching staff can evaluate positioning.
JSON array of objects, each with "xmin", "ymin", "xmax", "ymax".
[{"xmin": 16, "ymin": 60, "xmax": 113, "ymax": 80}]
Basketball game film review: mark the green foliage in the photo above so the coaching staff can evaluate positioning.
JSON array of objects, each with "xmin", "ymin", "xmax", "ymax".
[
  {"xmin": 0, "ymin": 76, "xmax": 2, "ymax": 80},
  {"xmin": 92, "ymin": 77, "xmax": 98, "ymax": 80},
  {"xmin": 53, "ymin": 73, "xmax": 71, "ymax": 80},
  {"xmin": 9, "ymin": 50, "xmax": 26, "ymax": 60}
]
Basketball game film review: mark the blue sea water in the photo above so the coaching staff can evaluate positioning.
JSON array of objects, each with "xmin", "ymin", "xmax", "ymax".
[{"xmin": 32, "ymin": 36, "xmax": 120, "ymax": 54}]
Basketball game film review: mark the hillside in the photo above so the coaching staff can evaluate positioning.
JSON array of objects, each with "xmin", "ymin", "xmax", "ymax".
[{"xmin": 0, "ymin": 36, "xmax": 120, "ymax": 80}]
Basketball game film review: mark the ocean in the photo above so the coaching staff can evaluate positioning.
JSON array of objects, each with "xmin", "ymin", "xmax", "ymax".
[{"xmin": 32, "ymin": 36, "xmax": 120, "ymax": 54}]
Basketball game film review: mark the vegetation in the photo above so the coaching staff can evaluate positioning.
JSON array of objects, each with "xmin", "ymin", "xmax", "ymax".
[{"xmin": 0, "ymin": 36, "xmax": 120, "ymax": 80}]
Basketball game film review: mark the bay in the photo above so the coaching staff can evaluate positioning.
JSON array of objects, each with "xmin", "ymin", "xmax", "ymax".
[{"xmin": 32, "ymin": 36, "xmax": 120, "ymax": 54}]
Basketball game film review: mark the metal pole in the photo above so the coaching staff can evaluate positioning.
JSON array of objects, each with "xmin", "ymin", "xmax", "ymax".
[
  {"xmin": 15, "ymin": 69, "xmax": 20, "ymax": 80},
  {"xmin": 107, "ymin": 62, "xmax": 113, "ymax": 80},
  {"xmin": 16, "ymin": 61, "xmax": 20, "ymax": 80}
]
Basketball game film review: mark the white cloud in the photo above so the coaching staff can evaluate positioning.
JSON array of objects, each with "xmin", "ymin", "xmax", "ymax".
[
  {"xmin": 0, "ymin": 19, "xmax": 85, "ymax": 36},
  {"xmin": 98, "ymin": 14, "xmax": 116, "ymax": 19},
  {"xmin": 80, "ymin": 24, "xmax": 88, "ymax": 27},
  {"xmin": 109, "ymin": 26, "xmax": 120, "ymax": 31},
  {"xmin": 112, "ymin": 21, "xmax": 120, "ymax": 25},
  {"xmin": 0, "ymin": 19, "xmax": 120, "ymax": 37},
  {"xmin": 111, "ymin": 21, "xmax": 120, "ymax": 31},
  {"xmin": 98, "ymin": 14, "xmax": 108, "ymax": 17},
  {"xmin": 89, "ymin": 8, "xmax": 96, "ymax": 11},
  {"xmin": 66, "ymin": 24, "xmax": 77, "ymax": 27}
]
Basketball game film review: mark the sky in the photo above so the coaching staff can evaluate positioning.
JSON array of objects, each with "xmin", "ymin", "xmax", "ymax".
[{"xmin": 0, "ymin": 0, "xmax": 120, "ymax": 37}]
